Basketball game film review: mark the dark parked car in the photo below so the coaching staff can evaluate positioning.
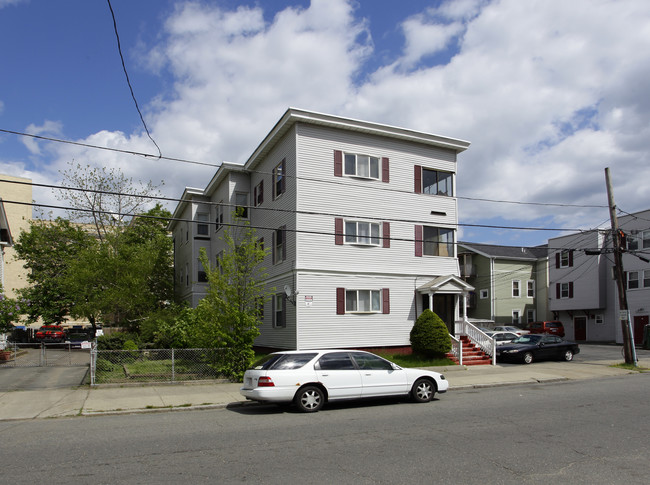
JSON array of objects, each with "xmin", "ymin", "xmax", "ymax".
[{"xmin": 496, "ymin": 334, "xmax": 579, "ymax": 364}]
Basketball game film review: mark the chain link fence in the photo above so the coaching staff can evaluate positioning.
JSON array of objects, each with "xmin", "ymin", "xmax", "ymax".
[
  {"xmin": 0, "ymin": 342, "xmax": 91, "ymax": 367},
  {"xmin": 91, "ymin": 346, "xmax": 238, "ymax": 385}
]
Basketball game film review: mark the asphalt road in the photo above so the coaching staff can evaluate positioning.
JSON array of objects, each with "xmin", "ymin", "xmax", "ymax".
[{"xmin": 0, "ymin": 372, "xmax": 648, "ymax": 484}]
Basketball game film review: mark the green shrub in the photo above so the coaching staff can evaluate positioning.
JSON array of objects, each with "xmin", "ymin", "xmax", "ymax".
[
  {"xmin": 97, "ymin": 332, "xmax": 140, "ymax": 350},
  {"xmin": 410, "ymin": 309, "xmax": 452, "ymax": 357}
]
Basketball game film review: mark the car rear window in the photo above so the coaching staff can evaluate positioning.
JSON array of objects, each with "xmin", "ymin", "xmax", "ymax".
[{"xmin": 254, "ymin": 353, "xmax": 318, "ymax": 370}]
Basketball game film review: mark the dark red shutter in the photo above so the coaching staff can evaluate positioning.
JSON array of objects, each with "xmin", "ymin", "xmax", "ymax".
[
  {"xmin": 335, "ymin": 218, "xmax": 344, "ymax": 245},
  {"xmin": 415, "ymin": 225, "xmax": 423, "ymax": 257},
  {"xmin": 253, "ymin": 186, "xmax": 258, "ymax": 207},
  {"xmin": 382, "ymin": 222, "xmax": 390, "ymax": 248},
  {"xmin": 382, "ymin": 157, "xmax": 389, "ymax": 183},
  {"xmin": 568, "ymin": 282, "xmax": 574, "ymax": 298},
  {"xmin": 569, "ymin": 250, "xmax": 574, "ymax": 267},
  {"xmin": 336, "ymin": 288, "xmax": 345, "ymax": 314},
  {"xmin": 259, "ymin": 180, "xmax": 264, "ymax": 205},
  {"xmin": 382, "ymin": 288, "xmax": 390, "ymax": 314},
  {"xmin": 334, "ymin": 150, "xmax": 343, "ymax": 177},
  {"xmin": 555, "ymin": 253, "xmax": 560, "ymax": 268},
  {"xmin": 414, "ymin": 165, "xmax": 422, "ymax": 193},
  {"xmin": 556, "ymin": 283, "xmax": 560, "ymax": 299}
]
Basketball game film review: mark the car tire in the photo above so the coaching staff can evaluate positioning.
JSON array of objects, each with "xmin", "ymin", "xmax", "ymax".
[
  {"xmin": 563, "ymin": 350, "xmax": 574, "ymax": 361},
  {"xmin": 522, "ymin": 352, "xmax": 534, "ymax": 364},
  {"xmin": 294, "ymin": 385, "xmax": 324, "ymax": 413},
  {"xmin": 411, "ymin": 378, "xmax": 435, "ymax": 403}
]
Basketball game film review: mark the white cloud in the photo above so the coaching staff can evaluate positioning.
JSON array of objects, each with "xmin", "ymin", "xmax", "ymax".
[
  {"xmin": 26, "ymin": 0, "xmax": 650, "ymax": 245},
  {"xmin": 22, "ymin": 121, "xmax": 63, "ymax": 155}
]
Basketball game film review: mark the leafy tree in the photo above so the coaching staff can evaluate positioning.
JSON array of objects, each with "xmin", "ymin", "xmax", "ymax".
[
  {"xmin": 193, "ymin": 219, "xmax": 269, "ymax": 380},
  {"xmin": 0, "ymin": 285, "xmax": 21, "ymax": 333},
  {"xmin": 63, "ymin": 205, "xmax": 174, "ymax": 332},
  {"xmin": 12, "ymin": 218, "xmax": 94, "ymax": 324},
  {"xmin": 56, "ymin": 161, "xmax": 163, "ymax": 242},
  {"xmin": 410, "ymin": 309, "xmax": 452, "ymax": 357}
]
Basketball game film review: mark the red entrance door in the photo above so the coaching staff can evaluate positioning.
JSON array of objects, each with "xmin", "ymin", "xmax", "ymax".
[
  {"xmin": 574, "ymin": 316, "xmax": 587, "ymax": 340},
  {"xmin": 633, "ymin": 316, "xmax": 648, "ymax": 344}
]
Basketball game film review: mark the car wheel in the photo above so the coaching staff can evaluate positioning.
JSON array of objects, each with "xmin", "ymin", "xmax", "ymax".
[
  {"xmin": 522, "ymin": 352, "xmax": 534, "ymax": 364},
  {"xmin": 563, "ymin": 350, "xmax": 574, "ymax": 361},
  {"xmin": 411, "ymin": 378, "xmax": 435, "ymax": 403},
  {"xmin": 294, "ymin": 385, "xmax": 324, "ymax": 413}
]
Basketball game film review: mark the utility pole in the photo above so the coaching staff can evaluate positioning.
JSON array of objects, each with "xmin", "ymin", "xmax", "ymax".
[{"xmin": 605, "ymin": 167, "xmax": 637, "ymax": 366}]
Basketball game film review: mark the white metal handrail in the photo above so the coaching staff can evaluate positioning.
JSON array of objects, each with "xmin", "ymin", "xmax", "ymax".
[{"xmin": 455, "ymin": 319, "xmax": 496, "ymax": 365}]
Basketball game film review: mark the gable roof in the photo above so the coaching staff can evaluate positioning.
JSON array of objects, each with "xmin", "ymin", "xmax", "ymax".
[
  {"xmin": 458, "ymin": 242, "xmax": 548, "ymax": 261},
  {"xmin": 417, "ymin": 274, "xmax": 474, "ymax": 293},
  {"xmin": 244, "ymin": 107, "xmax": 471, "ymax": 171}
]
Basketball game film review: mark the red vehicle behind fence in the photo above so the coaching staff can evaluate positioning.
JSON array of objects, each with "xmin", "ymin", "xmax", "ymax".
[{"xmin": 34, "ymin": 325, "xmax": 66, "ymax": 343}]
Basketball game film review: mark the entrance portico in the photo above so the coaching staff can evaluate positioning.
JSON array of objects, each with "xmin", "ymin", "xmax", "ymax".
[{"xmin": 417, "ymin": 275, "xmax": 474, "ymax": 335}]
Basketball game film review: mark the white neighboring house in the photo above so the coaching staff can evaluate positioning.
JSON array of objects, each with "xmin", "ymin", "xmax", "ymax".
[
  {"xmin": 169, "ymin": 108, "xmax": 472, "ymax": 351},
  {"xmin": 549, "ymin": 208, "xmax": 650, "ymax": 344}
]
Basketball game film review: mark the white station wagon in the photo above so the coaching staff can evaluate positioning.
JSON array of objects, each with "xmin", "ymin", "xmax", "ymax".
[{"xmin": 240, "ymin": 350, "xmax": 449, "ymax": 412}]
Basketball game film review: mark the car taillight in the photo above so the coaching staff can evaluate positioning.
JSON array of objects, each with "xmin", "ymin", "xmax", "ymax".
[{"xmin": 257, "ymin": 376, "xmax": 275, "ymax": 387}]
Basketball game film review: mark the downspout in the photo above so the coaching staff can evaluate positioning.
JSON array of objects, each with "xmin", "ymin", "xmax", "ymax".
[{"xmin": 490, "ymin": 257, "xmax": 496, "ymax": 321}]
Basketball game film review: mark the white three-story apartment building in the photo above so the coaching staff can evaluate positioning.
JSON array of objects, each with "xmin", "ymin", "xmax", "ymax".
[{"xmin": 169, "ymin": 109, "xmax": 472, "ymax": 351}]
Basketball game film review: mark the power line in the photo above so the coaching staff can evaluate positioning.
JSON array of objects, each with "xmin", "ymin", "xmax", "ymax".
[
  {"xmin": 106, "ymin": 0, "xmax": 161, "ymax": 159},
  {"xmin": 0, "ymin": 127, "xmax": 611, "ymax": 211}
]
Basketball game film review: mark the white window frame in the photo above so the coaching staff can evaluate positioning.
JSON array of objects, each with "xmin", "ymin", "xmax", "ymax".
[
  {"xmin": 273, "ymin": 160, "xmax": 285, "ymax": 199},
  {"xmin": 422, "ymin": 226, "xmax": 454, "ymax": 257},
  {"xmin": 595, "ymin": 314, "xmax": 604, "ymax": 325},
  {"xmin": 627, "ymin": 271, "xmax": 639, "ymax": 290},
  {"xmin": 344, "ymin": 153, "xmax": 380, "ymax": 179},
  {"xmin": 527, "ymin": 280, "xmax": 535, "ymax": 298},
  {"xmin": 196, "ymin": 212, "xmax": 209, "ymax": 236},
  {"xmin": 560, "ymin": 282, "xmax": 571, "ymax": 299},
  {"xmin": 560, "ymin": 249, "xmax": 571, "ymax": 268},
  {"xmin": 274, "ymin": 227, "xmax": 285, "ymax": 265},
  {"xmin": 480, "ymin": 289, "xmax": 489, "ymax": 299},
  {"xmin": 273, "ymin": 293, "xmax": 285, "ymax": 328},
  {"xmin": 345, "ymin": 289, "xmax": 381, "ymax": 313},
  {"xmin": 216, "ymin": 201, "xmax": 224, "ymax": 232},
  {"xmin": 643, "ymin": 230, "xmax": 650, "ymax": 249},
  {"xmin": 527, "ymin": 309, "xmax": 535, "ymax": 323},
  {"xmin": 644, "ymin": 269, "xmax": 650, "ymax": 288},
  {"xmin": 512, "ymin": 280, "xmax": 521, "ymax": 298},
  {"xmin": 512, "ymin": 310, "xmax": 521, "ymax": 325},
  {"xmin": 345, "ymin": 220, "xmax": 380, "ymax": 245},
  {"xmin": 422, "ymin": 168, "xmax": 453, "ymax": 196}
]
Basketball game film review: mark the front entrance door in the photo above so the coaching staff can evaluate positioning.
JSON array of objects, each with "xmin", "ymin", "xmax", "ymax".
[
  {"xmin": 433, "ymin": 294, "xmax": 454, "ymax": 334},
  {"xmin": 634, "ymin": 315, "xmax": 648, "ymax": 344},
  {"xmin": 574, "ymin": 316, "xmax": 587, "ymax": 340}
]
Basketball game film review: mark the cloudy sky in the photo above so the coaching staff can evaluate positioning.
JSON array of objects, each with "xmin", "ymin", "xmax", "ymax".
[{"xmin": 1, "ymin": 0, "xmax": 649, "ymax": 247}]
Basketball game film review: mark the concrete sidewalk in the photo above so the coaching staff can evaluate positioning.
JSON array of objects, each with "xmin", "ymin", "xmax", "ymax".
[{"xmin": 1, "ymin": 357, "xmax": 648, "ymax": 421}]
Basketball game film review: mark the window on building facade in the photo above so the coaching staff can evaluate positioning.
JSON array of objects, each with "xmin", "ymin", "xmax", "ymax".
[
  {"xmin": 627, "ymin": 271, "xmax": 639, "ymax": 290},
  {"xmin": 345, "ymin": 289, "xmax": 381, "ymax": 313},
  {"xmin": 273, "ymin": 226, "xmax": 286, "ymax": 264},
  {"xmin": 344, "ymin": 153, "xmax": 380, "ymax": 179},
  {"xmin": 273, "ymin": 159, "xmax": 286, "ymax": 199},
  {"xmin": 480, "ymin": 289, "xmax": 489, "ymax": 299},
  {"xmin": 254, "ymin": 180, "xmax": 264, "ymax": 207},
  {"xmin": 558, "ymin": 249, "xmax": 573, "ymax": 268},
  {"xmin": 216, "ymin": 201, "xmax": 224, "ymax": 231},
  {"xmin": 527, "ymin": 280, "xmax": 535, "ymax": 298},
  {"xmin": 595, "ymin": 314, "xmax": 604, "ymax": 324},
  {"xmin": 422, "ymin": 168, "xmax": 453, "ymax": 196},
  {"xmin": 644, "ymin": 269, "xmax": 650, "ymax": 288},
  {"xmin": 527, "ymin": 310, "xmax": 535, "ymax": 323},
  {"xmin": 196, "ymin": 212, "xmax": 209, "ymax": 236},
  {"xmin": 512, "ymin": 310, "xmax": 521, "ymax": 324},
  {"xmin": 235, "ymin": 192, "xmax": 249, "ymax": 218},
  {"xmin": 345, "ymin": 220, "xmax": 380, "ymax": 245},
  {"xmin": 558, "ymin": 282, "xmax": 573, "ymax": 299},
  {"xmin": 643, "ymin": 230, "xmax": 650, "ymax": 249},
  {"xmin": 512, "ymin": 280, "xmax": 521, "ymax": 298},
  {"xmin": 421, "ymin": 226, "xmax": 454, "ymax": 257},
  {"xmin": 197, "ymin": 259, "xmax": 208, "ymax": 283},
  {"xmin": 215, "ymin": 250, "xmax": 223, "ymax": 274},
  {"xmin": 273, "ymin": 293, "xmax": 286, "ymax": 328}
]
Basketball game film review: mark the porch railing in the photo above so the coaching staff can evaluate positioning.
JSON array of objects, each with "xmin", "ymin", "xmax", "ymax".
[
  {"xmin": 455, "ymin": 319, "xmax": 497, "ymax": 365},
  {"xmin": 449, "ymin": 335, "xmax": 462, "ymax": 366}
]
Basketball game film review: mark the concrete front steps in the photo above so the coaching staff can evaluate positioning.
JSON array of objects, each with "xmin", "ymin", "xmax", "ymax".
[{"xmin": 447, "ymin": 336, "xmax": 492, "ymax": 366}]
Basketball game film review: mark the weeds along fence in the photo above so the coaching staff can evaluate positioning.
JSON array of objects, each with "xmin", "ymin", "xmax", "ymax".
[{"xmin": 90, "ymin": 346, "xmax": 239, "ymax": 386}]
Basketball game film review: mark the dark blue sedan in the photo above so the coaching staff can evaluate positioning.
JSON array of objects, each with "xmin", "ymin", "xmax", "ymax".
[{"xmin": 496, "ymin": 334, "xmax": 580, "ymax": 364}]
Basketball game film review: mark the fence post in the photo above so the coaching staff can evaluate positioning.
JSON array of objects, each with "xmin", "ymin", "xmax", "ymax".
[
  {"xmin": 90, "ymin": 341, "xmax": 97, "ymax": 386},
  {"xmin": 171, "ymin": 348, "xmax": 175, "ymax": 382}
]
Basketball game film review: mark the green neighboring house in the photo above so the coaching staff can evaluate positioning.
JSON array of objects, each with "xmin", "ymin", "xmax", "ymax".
[{"xmin": 458, "ymin": 242, "xmax": 550, "ymax": 327}]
